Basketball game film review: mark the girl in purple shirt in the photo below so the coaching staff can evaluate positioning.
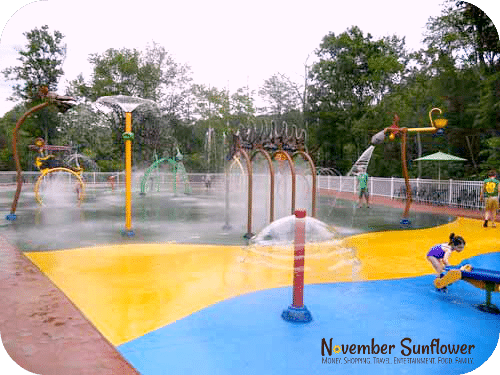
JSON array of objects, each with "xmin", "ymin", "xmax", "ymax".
[{"xmin": 426, "ymin": 233, "xmax": 466, "ymax": 275}]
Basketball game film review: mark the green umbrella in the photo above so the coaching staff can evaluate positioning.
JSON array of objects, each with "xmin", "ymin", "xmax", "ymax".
[{"xmin": 413, "ymin": 151, "xmax": 467, "ymax": 180}]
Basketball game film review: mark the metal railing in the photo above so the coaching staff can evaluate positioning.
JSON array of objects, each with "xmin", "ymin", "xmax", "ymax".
[
  {"xmin": 318, "ymin": 175, "xmax": 483, "ymax": 210},
  {"xmin": 0, "ymin": 171, "xmax": 484, "ymax": 210},
  {"xmin": 0, "ymin": 171, "xmax": 225, "ymax": 196}
]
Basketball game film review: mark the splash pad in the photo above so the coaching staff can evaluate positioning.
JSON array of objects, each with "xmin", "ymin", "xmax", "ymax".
[
  {"xmin": 3, "ymin": 91, "xmax": 498, "ymax": 374},
  {"xmin": 243, "ymin": 213, "xmax": 361, "ymax": 281},
  {"xmin": 225, "ymin": 121, "xmax": 317, "ymax": 238},
  {"xmin": 3, "ymin": 164, "xmax": 496, "ymax": 375}
]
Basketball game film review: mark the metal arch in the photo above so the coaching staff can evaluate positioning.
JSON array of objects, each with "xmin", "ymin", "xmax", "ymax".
[
  {"xmin": 140, "ymin": 157, "xmax": 168, "ymax": 194},
  {"xmin": 292, "ymin": 150, "xmax": 317, "ymax": 218},
  {"xmin": 229, "ymin": 156, "xmax": 246, "ymax": 176},
  {"xmin": 140, "ymin": 156, "xmax": 190, "ymax": 195},
  {"xmin": 34, "ymin": 167, "xmax": 85, "ymax": 206}
]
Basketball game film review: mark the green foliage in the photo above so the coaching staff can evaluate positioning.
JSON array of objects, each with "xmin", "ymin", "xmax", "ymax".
[
  {"xmin": 1, "ymin": 25, "xmax": 67, "ymax": 148},
  {"xmin": 2, "ymin": 25, "xmax": 66, "ymax": 101},
  {"xmin": 0, "ymin": 105, "xmax": 42, "ymax": 171},
  {"xmin": 96, "ymin": 159, "xmax": 124, "ymax": 172},
  {"xmin": 68, "ymin": 43, "xmax": 192, "ymax": 105},
  {"xmin": 258, "ymin": 74, "xmax": 302, "ymax": 121},
  {"xmin": 66, "ymin": 44, "xmax": 195, "ymax": 167},
  {"xmin": 89, "ymin": 48, "xmax": 142, "ymax": 98},
  {"xmin": 1, "ymin": 1, "xmax": 498, "ymax": 178},
  {"xmin": 307, "ymin": 26, "xmax": 407, "ymax": 172},
  {"xmin": 189, "ymin": 84, "xmax": 230, "ymax": 120},
  {"xmin": 479, "ymin": 136, "xmax": 500, "ymax": 174},
  {"xmin": 472, "ymin": 71, "xmax": 500, "ymax": 129},
  {"xmin": 305, "ymin": 1, "xmax": 499, "ymax": 178}
]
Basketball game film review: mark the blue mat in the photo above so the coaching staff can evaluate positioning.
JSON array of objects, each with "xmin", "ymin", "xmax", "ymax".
[{"xmin": 119, "ymin": 253, "xmax": 500, "ymax": 375}]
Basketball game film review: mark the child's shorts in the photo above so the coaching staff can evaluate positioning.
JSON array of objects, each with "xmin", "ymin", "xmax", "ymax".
[{"xmin": 485, "ymin": 196, "xmax": 499, "ymax": 211}]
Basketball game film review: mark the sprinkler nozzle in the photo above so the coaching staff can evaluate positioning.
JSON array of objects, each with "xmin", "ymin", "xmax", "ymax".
[{"xmin": 371, "ymin": 130, "xmax": 386, "ymax": 145}]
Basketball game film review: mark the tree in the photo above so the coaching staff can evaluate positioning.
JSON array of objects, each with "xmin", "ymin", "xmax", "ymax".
[
  {"xmin": 420, "ymin": 0, "xmax": 499, "ymax": 177},
  {"xmin": 424, "ymin": 0, "xmax": 500, "ymax": 74},
  {"xmin": 189, "ymin": 84, "xmax": 230, "ymax": 121},
  {"xmin": 230, "ymin": 87, "xmax": 256, "ymax": 122},
  {"xmin": 348, "ymin": 0, "xmax": 500, "ymax": 178},
  {"xmin": 2, "ymin": 25, "xmax": 66, "ymax": 102},
  {"xmin": 66, "ymin": 43, "xmax": 194, "ymax": 166},
  {"xmin": 422, "ymin": 0, "xmax": 499, "ymax": 130},
  {"xmin": 68, "ymin": 43, "xmax": 192, "ymax": 106},
  {"xmin": 56, "ymin": 105, "xmax": 119, "ymax": 171},
  {"xmin": 307, "ymin": 26, "xmax": 407, "ymax": 171},
  {"xmin": 258, "ymin": 74, "xmax": 302, "ymax": 121},
  {"xmin": 479, "ymin": 136, "xmax": 500, "ymax": 174},
  {"xmin": 2, "ymin": 25, "xmax": 67, "ymax": 144}
]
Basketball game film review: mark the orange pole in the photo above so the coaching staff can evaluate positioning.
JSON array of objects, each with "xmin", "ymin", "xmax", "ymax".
[{"xmin": 401, "ymin": 128, "xmax": 412, "ymax": 218}]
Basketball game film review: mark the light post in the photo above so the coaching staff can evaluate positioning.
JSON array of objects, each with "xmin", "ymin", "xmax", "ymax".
[{"xmin": 96, "ymin": 95, "xmax": 158, "ymax": 236}]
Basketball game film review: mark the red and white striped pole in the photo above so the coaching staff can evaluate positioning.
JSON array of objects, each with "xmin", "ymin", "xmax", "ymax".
[
  {"xmin": 282, "ymin": 209, "xmax": 312, "ymax": 322},
  {"xmin": 292, "ymin": 209, "xmax": 306, "ymax": 308}
]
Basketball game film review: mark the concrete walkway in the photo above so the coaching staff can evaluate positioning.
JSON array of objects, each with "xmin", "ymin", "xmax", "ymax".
[{"xmin": 0, "ymin": 236, "xmax": 140, "ymax": 375}]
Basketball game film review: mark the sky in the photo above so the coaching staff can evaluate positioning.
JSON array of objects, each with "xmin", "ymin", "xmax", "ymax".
[{"xmin": 0, "ymin": 0, "xmax": 498, "ymax": 119}]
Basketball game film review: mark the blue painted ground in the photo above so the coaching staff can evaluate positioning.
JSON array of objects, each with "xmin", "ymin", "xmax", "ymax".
[{"xmin": 118, "ymin": 253, "xmax": 500, "ymax": 375}]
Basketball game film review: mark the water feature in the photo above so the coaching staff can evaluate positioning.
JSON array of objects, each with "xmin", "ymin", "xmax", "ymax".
[
  {"xmin": 346, "ymin": 145, "xmax": 375, "ymax": 176},
  {"xmin": 139, "ymin": 150, "xmax": 191, "ymax": 196},
  {"xmin": 0, "ymin": 182, "xmax": 454, "ymax": 253},
  {"xmin": 95, "ymin": 95, "xmax": 160, "ymax": 235},
  {"xmin": 64, "ymin": 153, "xmax": 100, "ymax": 172},
  {"xmin": 224, "ymin": 121, "xmax": 317, "ymax": 238},
  {"xmin": 250, "ymin": 215, "xmax": 341, "ymax": 245},
  {"xmin": 0, "ymin": 110, "xmax": 454, "ymax": 253},
  {"xmin": 36, "ymin": 169, "xmax": 82, "ymax": 207}
]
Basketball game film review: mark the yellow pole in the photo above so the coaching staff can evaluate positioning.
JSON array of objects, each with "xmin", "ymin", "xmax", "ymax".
[{"xmin": 125, "ymin": 112, "xmax": 133, "ymax": 232}]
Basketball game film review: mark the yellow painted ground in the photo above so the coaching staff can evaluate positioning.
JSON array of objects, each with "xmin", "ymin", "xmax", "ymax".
[
  {"xmin": 25, "ymin": 217, "xmax": 499, "ymax": 346},
  {"xmin": 344, "ymin": 217, "xmax": 499, "ymax": 281}
]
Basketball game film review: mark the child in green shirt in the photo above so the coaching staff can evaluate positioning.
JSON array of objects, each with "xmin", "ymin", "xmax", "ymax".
[
  {"xmin": 480, "ymin": 169, "xmax": 499, "ymax": 228},
  {"xmin": 356, "ymin": 168, "xmax": 370, "ymax": 208}
]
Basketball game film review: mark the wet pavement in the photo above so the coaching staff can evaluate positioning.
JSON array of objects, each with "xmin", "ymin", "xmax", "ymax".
[{"xmin": 0, "ymin": 187, "xmax": 456, "ymax": 252}]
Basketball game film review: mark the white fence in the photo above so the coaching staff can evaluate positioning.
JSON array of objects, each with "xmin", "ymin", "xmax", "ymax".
[
  {"xmin": 318, "ymin": 175, "xmax": 483, "ymax": 210},
  {"xmin": 0, "ymin": 172, "xmax": 484, "ymax": 210},
  {"xmin": 0, "ymin": 171, "xmax": 221, "ymax": 195}
]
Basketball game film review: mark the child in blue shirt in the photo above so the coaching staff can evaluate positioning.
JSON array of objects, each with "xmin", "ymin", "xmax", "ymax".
[{"xmin": 426, "ymin": 233, "xmax": 466, "ymax": 275}]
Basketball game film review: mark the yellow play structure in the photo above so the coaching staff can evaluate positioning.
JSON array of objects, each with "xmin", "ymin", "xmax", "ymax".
[{"xmin": 30, "ymin": 137, "xmax": 85, "ymax": 205}]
